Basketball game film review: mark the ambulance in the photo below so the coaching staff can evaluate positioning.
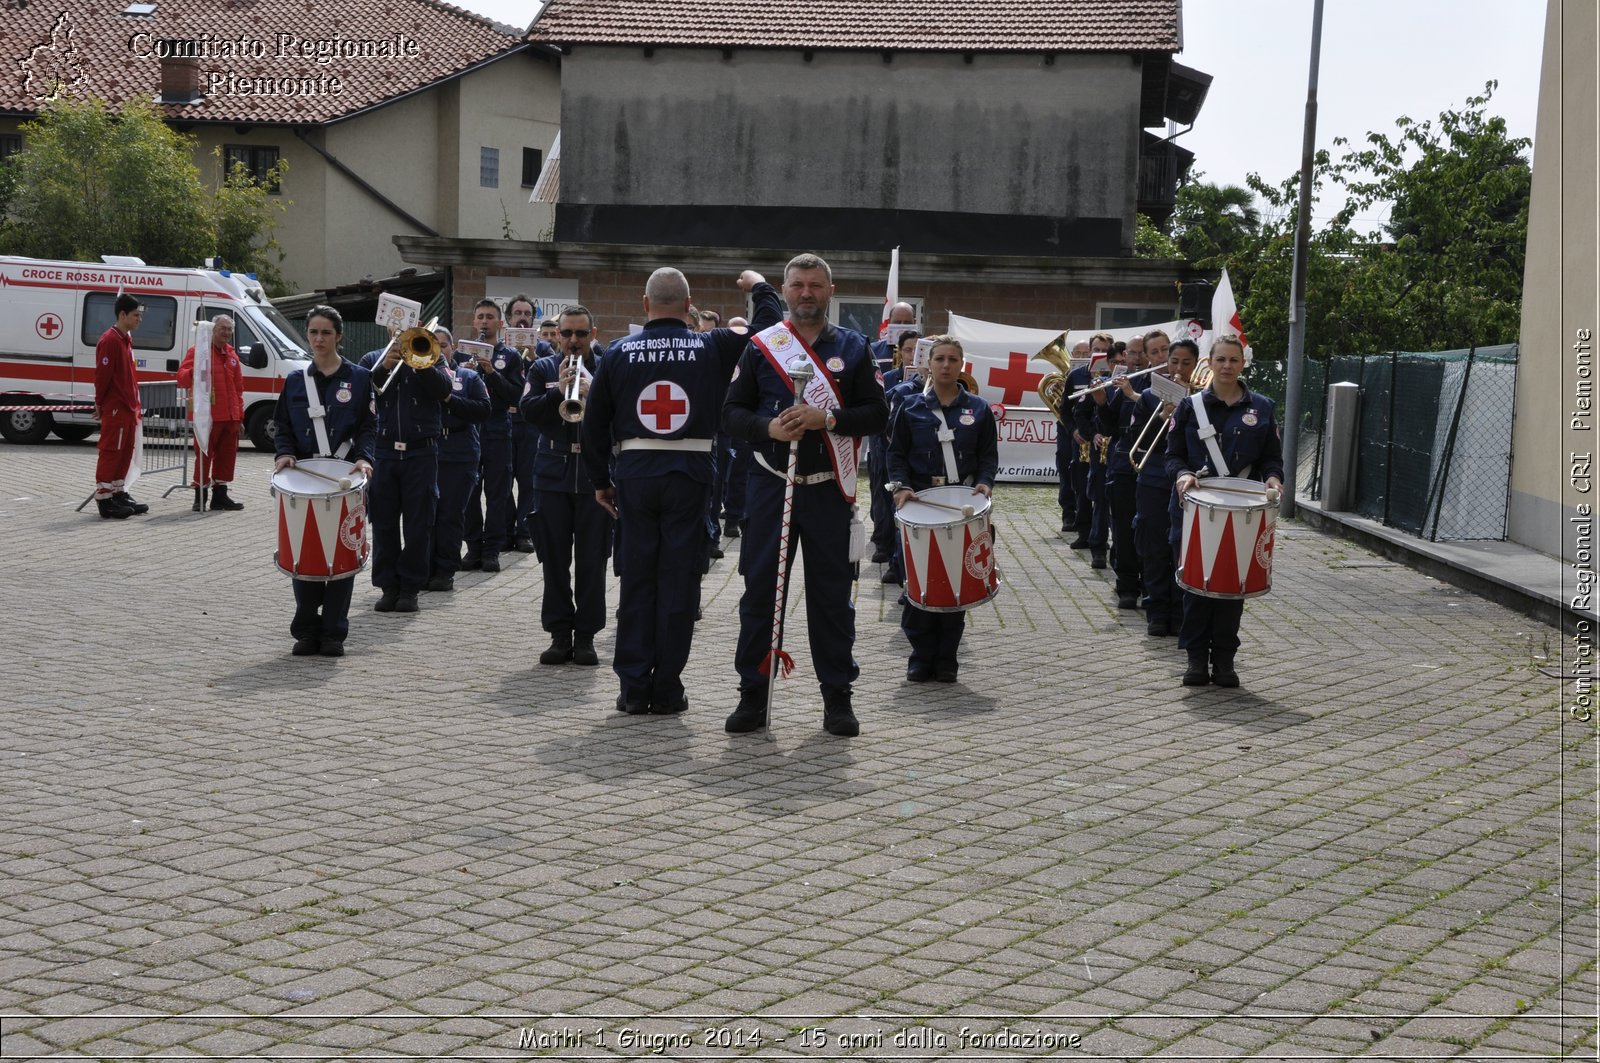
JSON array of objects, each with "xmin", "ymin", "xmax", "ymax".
[{"xmin": 0, "ymin": 256, "xmax": 310, "ymax": 450}]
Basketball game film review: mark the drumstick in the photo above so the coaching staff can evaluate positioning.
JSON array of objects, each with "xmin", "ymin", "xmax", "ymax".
[
  {"xmin": 911, "ymin": 493, "xmax": 976, "ymax": 518},
  {"xmin": 1197, "ymin": 481, "xmax": 1281, "ymax": 502},
  {"xmin": 291, "ymin": 464, "xmax": 355, "ymax": 491}
]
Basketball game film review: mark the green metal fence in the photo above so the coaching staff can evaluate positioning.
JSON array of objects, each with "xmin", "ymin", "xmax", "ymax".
[{"xmin": 1291, "ymin": 345, "xmax": 1518, "ymax": 541}]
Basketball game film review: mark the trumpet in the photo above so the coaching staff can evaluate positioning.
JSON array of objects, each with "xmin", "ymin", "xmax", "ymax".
[
  {"xmin": 376, "ymin": 318, "xmax": 441, "ymax": 395},
  {"xmin": 559, "ymin": 351, "xmax": 588, "ymax": 423}
]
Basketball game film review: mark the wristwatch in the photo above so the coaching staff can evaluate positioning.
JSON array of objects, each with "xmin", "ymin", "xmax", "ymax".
[
  {"xmin": 883, "ymin": 481, "xmax": 903, "ymax": 494},
  {"xmin": 824, "ymin": 409, "xmax": 837, "ymax": 432}
]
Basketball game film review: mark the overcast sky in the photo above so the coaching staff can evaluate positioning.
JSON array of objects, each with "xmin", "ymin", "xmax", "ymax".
[{"xmin": 467, "ymin": 0, "xmax": 1547, "ymax": 233}]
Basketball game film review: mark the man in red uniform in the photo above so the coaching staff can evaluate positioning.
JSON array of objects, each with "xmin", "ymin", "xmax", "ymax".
[
  {"xmin": 176, "ymin": 314, "xmax": 247, "ymax": 512},
  {"xmin": 93, "ymin": 294, "xmax": 146, "ymax": 519}
]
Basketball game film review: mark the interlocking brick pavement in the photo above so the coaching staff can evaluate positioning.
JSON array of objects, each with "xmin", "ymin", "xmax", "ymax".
[{"xmin": 0, "ymin": 437, "xmax": 1593, "ymax": 1060}]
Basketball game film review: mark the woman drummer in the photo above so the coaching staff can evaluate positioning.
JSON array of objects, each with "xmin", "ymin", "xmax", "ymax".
[
  {"xmin": 1164, "ymin": 335, "xmax": 1283, "ymax": 687},
  {"xmin": 272, "ymin": 306, "xmax": 377, "ymax": 658},
  {"xmin": 886, "ymin": 336, "xmax": 998, "ymax": 683}
]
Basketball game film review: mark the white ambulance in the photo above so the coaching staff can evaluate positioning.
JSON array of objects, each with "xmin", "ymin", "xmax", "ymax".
[{"xmin": 0, "ymin": 256, "xmax": 310, "ymax": 450}]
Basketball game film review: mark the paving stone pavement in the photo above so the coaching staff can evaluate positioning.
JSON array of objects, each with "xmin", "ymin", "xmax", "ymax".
[{"xmin": 0, "ymin": 437, "xmax": 1593, "ymax": 1061}]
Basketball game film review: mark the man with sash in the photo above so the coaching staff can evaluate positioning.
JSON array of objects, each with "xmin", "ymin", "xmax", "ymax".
[
  {"xmin": 582, "ymin": 267, "xmax": 781, "ymax": 716},
  {"xmin": 723, "ymin": 253, "xmax": 889, "ymax": 738}
]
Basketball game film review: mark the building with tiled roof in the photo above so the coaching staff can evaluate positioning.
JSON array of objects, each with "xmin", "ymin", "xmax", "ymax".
[
  {"xmin": 523, "ymin": 0, "xmax": 1208, "ymax": 260},
  {"xmin": 2, "ymin": 0, "xmax": 561, "ymax": 290}
]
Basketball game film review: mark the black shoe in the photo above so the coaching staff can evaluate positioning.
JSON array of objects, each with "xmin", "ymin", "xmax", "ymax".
[
  {"xmin": 1182, "ymin": 656, "xmax": 1211, "ymax": 686},
  {"xmin": 460, "ymin": 554, "xmax": 483, "ymax": 571},
  {"xmin": 935, "ymin": 663, "xmax": 959, "ymax": 683},
  {"xmin": 395, "ymin": 593, "xmax": 419, "ymax": 613},
  {"xmin": 724, "ymin": 522, "xmax": 742, "ymax": 540},
  {"xmin": 709, "ymin": 543, "xmax": 725, "ymax": 560},
  {"xmin": 192, "ymin": 487, "xmax": 204, "ymax": 513},
  {"xmin": 425, "ymin": 575, "xmax": 454, "ymax": 593},
  {"xmin": 1116, "ymin": 592, "xmax": 1138, "ymax": 609},
  {"xmin": 1164, "ymin": 617, "xmax": 1181, "ymax": 637},
  {"xmin": 540, "ymin": 632, "xmax": 574, "ymax": 666},
  {"xmin": 1068, "ymin": 536, "xmax": 1090, "ymax": 550},
  {"xmin": 822, "ymin": 691, "xmax": 860, "ymax": 737},
  {"xmin": 319, "ymin": 640, "xmax": 345, "ymax": 658},
  {"xmin": 1090, "ymin": 551, "xmax": 1108, "ymax": 569},
  {"xmin": 880, "ymin": 570, "xmax": 903, "ymax": 586},
  {"xmin": 870, "ymin": 549, "xmax": 891, "ymax": 564},
  {"xmin": 514, "ymin": 536, "xmax": 537, "ymax": 553},
  {"xmin": 96, "ymin": 497, "xmax": 134, "ymax": 520},
  {"xmin": 572, "ymin": 634, "xmax": 599, "ymax": 667},
  {"xmin": 374, "ymin": 590, "xmax": 399, "ymax": 612},
  {"xmin": 1147, "ymin": 618, "xmax": 1167, "ymax": 636},
  {"xmin": 480, "ymin": 556, "xmax": 501, "ymax": 573},
  {"xmin": 209, "ymin": 484, "xmax": 244, "ymax": 511},
  {"xmin": 615, "ymin": 694, "xmax": 651, "ymax": 715},
  {"xmin": 1212, "ymin": 654, "xmax": 1240, "ymax": 688},
  {"xmin": 725, "ymin": 690, "xmax": 767, "ymax": 733},
  {"xmin": 291, "ymin": 637, "xmax": 320, "ymax": 656},
  {"xmin": 906, "ymin": 663, "xmax": 935, "ymax": 683},
  {"xmin": 113, "ymin": 491, "xmax": 149, "ymax": 514},
  {"xmin": 651, "ymin": 697, "xmax": 688, "ymax": 716}
]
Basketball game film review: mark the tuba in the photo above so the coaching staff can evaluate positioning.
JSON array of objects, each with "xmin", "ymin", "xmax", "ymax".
[
  {"xmin": 376, "ymin": 319, "xmax": 441, "ymax": 395},
  {"xmin": 1033, "ymin": 334, "xmax": 1073, "ymax": 421}
]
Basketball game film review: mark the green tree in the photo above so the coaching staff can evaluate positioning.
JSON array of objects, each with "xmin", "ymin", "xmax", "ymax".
[
  {"xmin": 210, "ymin": 149, "xmax": 290, "ymax": 294},
  {"xmin": 1168, "ymin": 179, "xmax": 1262, "ymax": 268},
  {"xmin": 0, "ymin": 96, "xmax": 292, "ymax": 293},
  {"xmin": 1134, "ymin": 213, "xmax": 1179, "ymax": 258}
]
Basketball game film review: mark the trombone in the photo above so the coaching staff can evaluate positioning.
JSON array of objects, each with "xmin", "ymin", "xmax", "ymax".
[
  {"xmin": 1131, "ymin": 359, "xmax": 1213, "ymax": 471},
  {"xmin": 375, "ymin": 317, "xmax": 442, "ymax": 396}
]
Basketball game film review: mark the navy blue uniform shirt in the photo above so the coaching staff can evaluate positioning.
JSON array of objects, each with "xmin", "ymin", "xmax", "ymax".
[
  {"xmin": 887, "ymin": 386, "xmax": 999, "ymax": 491},
  {"xmin": 1164, "ymin": 385, "xmax": 1284, "ymax": 483},
  {"xmin": 723, "ymin": 322, "xmax": 889, "ymax": 480},
  {"xmin": 273, "ymin": 359, "xmax": 377, "ymax": 464},
  {"xmin": 524, "ymin": 346, "xmax": 603, "ymax": 494},
  {"xmin": 474, "ymin": 341, "xmax": 527, "ymax": 440},
  {"xmin": 1057, "ymin": 364, "xmax": 1090, "ymax": 454},
  {"xmin": 583, "ymin": 282, "xmax": 783, "ymax": 489},
  {"xmin": 439, "ymin": 365, "xmax": 492, "ymax": 463},
  {"xmin": 359, "ymin": 348, "xmax": 452, "ymax": 450}
]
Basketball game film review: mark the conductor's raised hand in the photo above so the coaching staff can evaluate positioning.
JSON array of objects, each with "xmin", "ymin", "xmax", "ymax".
[{"xmin": 736, "ymin": 270, "xmax": 766, "ymax": 291}]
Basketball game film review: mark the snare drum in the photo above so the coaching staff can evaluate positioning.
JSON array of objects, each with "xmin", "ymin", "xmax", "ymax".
[
  {"xmin": 270, "ymin": 458, "xmax": 369, "ymax": 581},
  {"xmin": 1175, "ymin": 475, "xmax": 1277, "ymax": 599},
  {"xmin": 895, "ymin": 486, "xmax": 1000, "ymax": 612}
]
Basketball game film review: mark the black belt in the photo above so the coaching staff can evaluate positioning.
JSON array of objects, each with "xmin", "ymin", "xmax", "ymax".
[
  {"xmin": 377, "ymin": 435, "xmax": 438, "ymax": 452},
  {"xmin": 541, "ymin": 440, "xmax": 582, "ymax": 453}
]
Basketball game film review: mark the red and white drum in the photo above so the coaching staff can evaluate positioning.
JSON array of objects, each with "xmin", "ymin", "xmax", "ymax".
[
  {"xmin": 1176, "ymin": 475, "xmax": 1277, "ymax": 599},
  {"xmin": 896, "ymin": 486, "xmax": 1001, "ymax": 613},
  {"xmin": 270, "ymin": 458, "xmax": 369, "ymax": 581}
]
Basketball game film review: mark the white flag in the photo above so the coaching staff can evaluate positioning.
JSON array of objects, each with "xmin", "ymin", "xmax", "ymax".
[
  {"xmin": 192, "ymin": 320, "xmax": 213, "ymax": 465},
  {"xmin": 1212, "ymin": 267, "xmax": 1250, "ymax": 346},
  {"xmin": 877, "ymin": 246, "xmax": 900, "ymax": 340}
]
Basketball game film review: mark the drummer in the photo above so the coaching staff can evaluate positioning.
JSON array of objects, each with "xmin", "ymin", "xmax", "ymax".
[
  {"xmin": 886, "ymin": 336, "xmax": 998, "ymax": 683},
  {"xmin": 272, "ymin": 306, "xmax": 377, "ymax": 658},
  {"xmin": 1164, "ymin": 335, "xmax": 1282, "ymax": 687}
]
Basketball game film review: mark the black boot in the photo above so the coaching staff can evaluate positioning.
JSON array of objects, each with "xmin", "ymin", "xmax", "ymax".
[
  {"xmin": 113, "ymin": 491, "xmax": 149, "ymax": 514},
  {"xmin": 1182, "ymin": 654, "xmax": 1211, "ymax": 686},
  {"xmin": 571, "ymin": 634, "xmax": 599, "ymax": 666},
  {"xmin": 724, "ymin": 688, "xmax": 767, "ymax": 733},
  {"xmin": 540, "ymin": 632, "xmax": 574, "ymax": 665},
  {"xmin": 96, "ymin": 496, "xmax": 134, "ymax": 520},
  {"xmin": 1211, "ymin": 652, "xmax": 1240, "ymax": 688},
  {"xmin": 210, "ymin": 484, "xmax": 244, "ymax": 511},
  {"xmin": 192, "ymin": 487, "xmax": 204, "ymax": 513}
]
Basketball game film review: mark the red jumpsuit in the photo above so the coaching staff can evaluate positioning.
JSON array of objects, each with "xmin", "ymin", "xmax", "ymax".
[
  {"xmin": 177, "ymin": 341, "xmax": 245, "ymax": 485},
  {"xmin": 93, "ymin": 326, "xmax": 141, "ymax": 499}
]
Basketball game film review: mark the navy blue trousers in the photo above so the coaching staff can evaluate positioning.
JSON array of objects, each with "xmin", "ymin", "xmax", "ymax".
[
  {"xmin": 1108, "ymin": 472, "xmax": 1140, "ymax": 594},
  {"xmin": 868, "ymin": 444, "xmax": 895, "ymax": 550},
  {"xmin": 1179, "ymin": 591, "xmax": 1245, "ymax": 657},
  {"xmin": 465, "ymin": 431, "xmax": 513, "ymax": 559},
  {"xmin": 538, "ymin": 488, "xmax": 612, "ymax": 637},
  {"xmin": 1056, "ymin": 446, "xmax": 1076, "ymax": 528},
  {"xmin": 735, "ymin": 474, "xmax": 859, "ymax": 694},
  {"xmin": 1078, "ymin": 457, "xmax": 1108, "ymax": 548},
  {"xmin": 614, "ymin": 473, "xmax": 708, "ymax": 705},
  {"xmin": 1136, "ymin": 482, "xmax": 1180, "ymax": 624},
  {"xmin": 291, "ymin": 578, "xmax": 354, "ymax": 642},
  {"xmin": 431, "ymin": 460, "xmax": 477, "ymax": 578},
  {"xmin": 370, "ymin": 451, "xmax": 437, "ymax": 594},
  {"xmin": 723, "ymin": 438, "xmax": 752, "ymax": 524},
  {"xmin": 901, "ymin": 605, "xmax": 965, "ymax": 670},
  {"xmin": 511, "ymin": 419, "xmax": 539, "ymax": 542}
]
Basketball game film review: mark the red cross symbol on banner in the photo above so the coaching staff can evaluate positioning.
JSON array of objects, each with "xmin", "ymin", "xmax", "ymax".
[
  {"xmin": 987, "ymin": 352, "xmax": 1045, "ymax": 405},
  {"xmin": 35, "ymin": 314, "xmax": 62, "ymax": 340},
  {"xmin": 638, "ymin": 381, "xmax": 690, "ymax": 433}
]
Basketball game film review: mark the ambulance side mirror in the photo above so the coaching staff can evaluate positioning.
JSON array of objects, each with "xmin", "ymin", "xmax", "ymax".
[{"xmin": 239, "ymin": 344, "xmax": 268, "ymax": 370}]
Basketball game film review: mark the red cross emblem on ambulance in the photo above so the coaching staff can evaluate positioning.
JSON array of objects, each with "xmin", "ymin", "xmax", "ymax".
[
  {"xmin": 36, "ymin": 314, "xmax": 63, "ymax": 340},
  {"xmin": 637, "ymin": 381, "xmax": 691, "ymax": 434}
]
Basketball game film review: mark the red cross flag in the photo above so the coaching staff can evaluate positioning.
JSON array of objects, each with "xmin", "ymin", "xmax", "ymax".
[
  {"xmin": 637, "ymin": 381, "xmax": 690, "ymax": 434},
  {"xmin": 1212, "ymin": 267, "xmax": 1250, "ymax": 349},
  {"xmin": 876, "ymin": 246, "xmax": 900, "ymax": 340}
]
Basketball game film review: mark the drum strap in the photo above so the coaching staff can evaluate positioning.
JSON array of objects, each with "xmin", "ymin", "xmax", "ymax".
[
  {"xmin": 936, "ymin": 411, "xmax": 961, "ymax": 485},
  {"xmin": 303, "ymin": 363, "xmax": 351, "ymax": 460},
  {"xmin": 1189, "ymin": 392, "xmax": 1230, "ymax": 478}
]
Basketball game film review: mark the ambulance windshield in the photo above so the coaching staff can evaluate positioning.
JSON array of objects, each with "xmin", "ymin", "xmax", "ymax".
[{"xmin": 251, "ymin": 304, "xmax": 309, "ymax": 361}]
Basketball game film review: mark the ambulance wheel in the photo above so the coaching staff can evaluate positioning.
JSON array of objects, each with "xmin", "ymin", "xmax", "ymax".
[
  {"xmin": 52, "ymin": 424, "xmax": 95, "ymax": 443},
  {"xmin": 0, "ymin": 409, "xmax": 53, "ymax": 445},
  {"xmin": 246, "ymin": 406, "xmax": 276, "ymax": 452}
]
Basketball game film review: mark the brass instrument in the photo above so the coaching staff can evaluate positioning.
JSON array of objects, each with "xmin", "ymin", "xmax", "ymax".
[
  {"xmin": 1078, "ymin": 437, "xmax": 1090, "ymax": 463},
  {"xmin": 1132, "ymin": 358, "xmax": 1213, "ymax": 472},
  {"xmin": 559, "ymin": 351, "xmax": 588, "ymax": 423},
  {"xmin": 1033, "ymin": 335, "xmax": 1073, "ymax": 420},
  {"xmin": 1097, "ymin": 434, "xmax": 1110, "ymax": 463},
  {"xmin": 1066, "ymin": 364, "xmax": 1161, "ymax": 402},
  {"xmin": 375, "ymin": 318, "xmax": 442, "ymax": 395},
  {"xmin": 958, "ymin": 361, "xmax": 980, "ymax": 395}
]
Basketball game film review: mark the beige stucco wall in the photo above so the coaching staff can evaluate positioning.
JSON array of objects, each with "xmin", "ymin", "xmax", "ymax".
[
  {"xmin": 1509, "ymin": 0, "xmax": 1596, "ymax": 565},
  {"xmin": 451, "ymin": 53, "xmax": 559, "ymax": 244}
]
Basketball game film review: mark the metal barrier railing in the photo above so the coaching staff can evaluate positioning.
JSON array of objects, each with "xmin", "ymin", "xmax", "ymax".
[{"xmin": 74, "ymin": 381, "xmax": 194, "ymax": 510}]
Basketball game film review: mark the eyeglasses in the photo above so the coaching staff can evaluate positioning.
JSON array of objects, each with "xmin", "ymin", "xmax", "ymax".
[{"xmin": 560, "ymin": 329, "xmax": 591, "ymax": 338}]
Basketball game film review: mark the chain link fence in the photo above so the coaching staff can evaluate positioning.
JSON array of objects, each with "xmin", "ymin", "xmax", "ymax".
[{"xmin": 1292, "ymin": 344, "xmax": 1518, "ymax": 541}]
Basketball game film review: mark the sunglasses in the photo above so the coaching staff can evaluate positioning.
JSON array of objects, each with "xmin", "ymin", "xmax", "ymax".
[{"xmin": 560, "ymin": 329, "xmax": 591, "ymax": 338}]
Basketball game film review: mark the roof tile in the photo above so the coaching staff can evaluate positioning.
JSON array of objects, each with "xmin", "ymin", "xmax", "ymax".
[{"xmin": 528, "ymin": 0, "xmax": 1180, "ymax": 52}]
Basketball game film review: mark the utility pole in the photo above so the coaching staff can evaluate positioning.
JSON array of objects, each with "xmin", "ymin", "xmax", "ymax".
[{"xmin": 1280, "ymin": 0, "xmax": 1325, "ymax": 520}]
